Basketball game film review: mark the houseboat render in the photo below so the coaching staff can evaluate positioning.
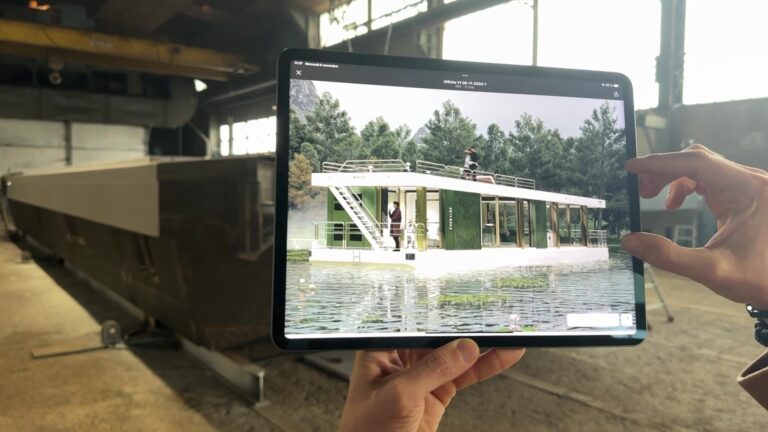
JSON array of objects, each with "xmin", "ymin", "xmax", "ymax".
[{"xmin": 308, "ymin": 159, "xmax": 608, "ymax": 271}]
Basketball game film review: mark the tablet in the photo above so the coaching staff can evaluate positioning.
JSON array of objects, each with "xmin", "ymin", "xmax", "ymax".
[{"xmin": 273, "ymin": 48, "xmax": 645, "ymax": 350}]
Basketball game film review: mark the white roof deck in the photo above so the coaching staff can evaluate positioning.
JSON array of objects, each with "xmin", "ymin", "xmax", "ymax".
[{"xmin": 312, "ymin": 171, "xmax": 605, "ymax": 208}]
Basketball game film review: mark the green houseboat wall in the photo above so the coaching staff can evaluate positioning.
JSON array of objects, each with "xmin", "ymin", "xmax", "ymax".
[
  {"xmin": 326, "ymin": 187, "xmax": 380, "ymax": 248},
  {"xmin": 439, "ymin": 190, "xmax": 481, "ymax": 250},
  {"xmin": 529, "ymin": 200, "xmax": 548, "ymax": 249},
  {"xmin": 415, "ymin": 187, "xmax": 427, "ymax": 250}
]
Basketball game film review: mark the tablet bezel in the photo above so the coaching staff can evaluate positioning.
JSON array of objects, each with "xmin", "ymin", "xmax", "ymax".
[{"xmin": 273, "ymin": 48, "xmax": 645, "ymax": 351}]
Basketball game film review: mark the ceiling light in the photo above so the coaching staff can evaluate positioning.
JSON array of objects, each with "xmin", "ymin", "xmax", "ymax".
[
  {"xmin": 194, "ymin": 79, "xmax": 208, "ymax": 92},
  {"xmin": 28, "ymin": 1, "xmax": 51, "ymax": 11}
]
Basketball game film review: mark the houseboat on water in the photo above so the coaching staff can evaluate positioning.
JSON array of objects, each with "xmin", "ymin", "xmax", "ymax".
[{"xmin": 309, "ymin": 159, "xmax": 608, "ymax": 270}]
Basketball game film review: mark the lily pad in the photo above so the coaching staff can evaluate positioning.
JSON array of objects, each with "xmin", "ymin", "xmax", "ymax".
[
  {"xmin": 437, "ymin": 293, "xmax": 506, "ymax": 307},
  {"xmin": 497, "ymin": 277, "xmax": 548, "ymax": 288},
  {"xmin": 287, "ymin": 250, "xmax": 310, "ymax": 262}
]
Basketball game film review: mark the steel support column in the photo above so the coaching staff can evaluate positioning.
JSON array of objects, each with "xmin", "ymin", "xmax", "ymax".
[
  {"xmin": 532, "ymin": 0, "xmax": 539, "ymax": 66},
  {"xmin": 657, "ymin": 0, "xmax": 686, "ymax": 111},
  {"xmin": 64, "ymin": 121, "xmax": 72, "ymax": 166}
]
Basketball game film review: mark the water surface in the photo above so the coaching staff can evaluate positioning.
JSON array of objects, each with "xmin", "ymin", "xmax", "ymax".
[{"xmin": 286, "ymin": 249, "xmax": 636, "ymax": 334}]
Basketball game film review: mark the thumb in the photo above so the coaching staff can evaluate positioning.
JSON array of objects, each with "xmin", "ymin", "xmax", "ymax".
[
  {"xmin": 397, "ymin": 339, "xmax": 480, "ymax": 394},
  {"xmin": 622, "ymin": 232, "xmax": 720, "ymax": 285}
]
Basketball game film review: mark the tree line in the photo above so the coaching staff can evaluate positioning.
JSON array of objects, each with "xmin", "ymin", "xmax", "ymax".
[{"xmin": 289, "ymin": 92, "xmax": 629, "ymax": 235}]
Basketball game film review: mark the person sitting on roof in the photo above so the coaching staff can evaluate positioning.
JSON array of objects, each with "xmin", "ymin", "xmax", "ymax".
[{"xmin": 462, "ymin": 146, "xmax": 479, "ymax": 181}]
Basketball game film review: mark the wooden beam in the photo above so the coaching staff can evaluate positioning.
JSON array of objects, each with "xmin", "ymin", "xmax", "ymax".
[
  {"xmin": 180, "ymin": 2, "xmax": 230, "ymax": 24},
  {"xmin": 97, "ymin": 0, "xmax": 195, "ymax": 33},
  {"xmin": 291, "ymin": 0, "xmax": 354, "ymax": 14},
  {"xmin": 0, "ymin": 19, "xmax": 257, "ymax": 81}
]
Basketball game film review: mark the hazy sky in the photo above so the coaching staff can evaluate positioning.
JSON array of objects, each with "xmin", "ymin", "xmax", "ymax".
[{"xmin": 312, "ymin": 80, "xmax": 625, "ymax": 139}]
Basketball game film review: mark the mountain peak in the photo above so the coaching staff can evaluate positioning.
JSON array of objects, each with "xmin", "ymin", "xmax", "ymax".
[{"xmin": 290, "ymin": 80, "xmax": 320, "ymax": 119}]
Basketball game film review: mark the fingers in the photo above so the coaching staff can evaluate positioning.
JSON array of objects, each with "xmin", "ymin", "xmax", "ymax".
[
  {"xmin": 352, "ymin": 350, "xmax": 402, "ymax": 380},
  {"xmin": 453, "ymin": 348, "xmax": 526, "ymax": 390},
  {"xmin": 430, "ymin": 349, "xmax": 526, "ymax": 407},
  {"xmin": 431, "ymin": 382, "xmax": 458, "ymax": 407},
  {"xmin": 396, "ymin": 339, "xmax": 480, "ymax": 394},
  {"xmin": 665, "ymin": 177, "xmax": 698, "ymax": 210},
  {"xmin": 622, "ymin": 233, "xmax": 722, "ymax": 286},
  {"xmin": 626, "ymin": 145, "xmax": 756, "ymax": 200},
  {"xmin": 638, "ymin": 173, "xmax": 669, "ymax": 199}
]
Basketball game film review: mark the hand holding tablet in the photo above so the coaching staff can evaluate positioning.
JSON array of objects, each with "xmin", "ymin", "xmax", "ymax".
[{"xmin": 339, "ymin": 339, "xmax": 524, "ymax": 432}]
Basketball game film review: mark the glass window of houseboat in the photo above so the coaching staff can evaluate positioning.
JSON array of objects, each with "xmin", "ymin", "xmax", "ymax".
[
  {"xmin": 481, "ymin": 200, "xmax": 497, "ymax": 248},
  {"xmin": 499, "ymin": 200, "xmax": 518, "ymax": 246},
  {"xmin": 426, "ymin": 192, "xmax": 440, "ymax": 246},
  {"xmin": 523, "ymin": 201, "xmax": 531, "ymax": 247},
  {"xmin": 558, "ymin": 205, "xmax": 572, "ymax": 245}
]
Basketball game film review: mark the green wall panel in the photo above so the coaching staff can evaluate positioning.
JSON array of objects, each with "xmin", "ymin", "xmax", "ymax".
[
  {"xmin": 440, "ymin": 190, "xmax": 481, "ymax": 250},
  {"xmin": 416, "ymin": 187, "xmax": 427, "ymax": 251},
  {"xmin": 326, "ymin": 187, "xmax": 378, "ymax": 248},
  {"xmin": 529, "ymin": 200, "xmax": 548, "ymax": 249}
]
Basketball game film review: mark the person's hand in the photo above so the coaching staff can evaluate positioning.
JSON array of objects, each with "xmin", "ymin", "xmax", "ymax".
[
  {"xmin": 622, "ymin": 143, "xmax": 768, "ymax": 307},
  {"xmin": 338, "ymin": 339, "xmax": 524, "ymax": 432}
]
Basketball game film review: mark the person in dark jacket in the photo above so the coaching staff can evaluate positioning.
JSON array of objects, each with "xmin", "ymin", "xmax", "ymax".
[{"xmin": 389, "ymin": 201, "xmax": 402, "ymax": 251}]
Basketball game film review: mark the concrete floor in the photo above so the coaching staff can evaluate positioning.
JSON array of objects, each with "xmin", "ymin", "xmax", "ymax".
[{"xmin": 1, "ymin": 227, "xmax": 766, "ymax": 431}]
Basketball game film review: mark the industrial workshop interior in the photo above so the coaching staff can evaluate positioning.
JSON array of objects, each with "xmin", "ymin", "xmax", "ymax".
[{"xmin": 1, "ymin": 0, "xmax": 767, "ymax": 431}]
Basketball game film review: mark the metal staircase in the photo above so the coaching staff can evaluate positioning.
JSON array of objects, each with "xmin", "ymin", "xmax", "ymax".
[{"xmin": 329, "ymin": 185, "xmax": 387, "ymax": 249}]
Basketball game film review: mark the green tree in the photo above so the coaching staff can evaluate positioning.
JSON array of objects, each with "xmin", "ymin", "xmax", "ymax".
[
  {"xmin": 479, "ymin": 123, "xmax": 510, "ymax": 174},
  {"xmin": 303, "ymin": 92, "xmax": 360, "ymax": 164},
  {"xmin": 300, "ymin": 142, "xmax": 320, "ymax": 171},
  {"xmin": 420, "ymin": 101, "xmax": 479, "ymax": 166},
  {"xmin": 360, "ymin": 117, "xmax": 401, "ymax": 160},
  {"xmin": 571, "ymin": 102, "xmax": 627, "ymax": 233},
  {"xmin": 288, "ymin": 153, "xmax": 317, "ymax": 209},
  {"xmin": 394, "ymin": 125, "xmax": 412, "ymax": 146},
  {"xmin": 507, "ymin": 114, "xmax": 568, "ymax": 191},
  {"xmin": 399, "ymin": 140, "xmax": 422, "ymax": 168},
  {"xmin": 603, "ymin": 188, "xmax": 629, "ymax": 237},
  {"xmin": 572, "ymin": 103, "xmax": 625, "ymax": 197},
  {"xmin": 289, "ymin": 108, "xmax": 312, "ymax": 157}
]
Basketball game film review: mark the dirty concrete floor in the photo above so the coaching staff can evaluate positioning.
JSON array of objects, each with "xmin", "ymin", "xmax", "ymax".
[{"xmin": 0, "ymin": 228, "xmax": 766, "ymax": 431}]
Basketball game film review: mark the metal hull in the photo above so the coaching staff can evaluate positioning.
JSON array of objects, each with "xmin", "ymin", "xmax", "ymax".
[{"xmin": 2, "ymin": 156, "xmax": 275, "ymax": 351}]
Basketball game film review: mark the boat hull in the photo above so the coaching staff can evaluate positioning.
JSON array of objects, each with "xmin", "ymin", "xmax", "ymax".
[
  {"xmin": 2, "ymin": 156, "xmax": 275, "ymax": 351},
  {"xmin": 308, "ymin": 246, "xmax": 609, "ymax": 271}
]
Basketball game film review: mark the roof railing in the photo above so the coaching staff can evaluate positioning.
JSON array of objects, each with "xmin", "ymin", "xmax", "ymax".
[
  {"xmin": 322, "ymin": 159, "xmax": 410, "ymax": 173},
  {"xmin": 321, "ymin": 158, "xmax": 536, "ymax": 189},
  {"xmin": 414, "ymin": 160, "xmax": 536, "ymax": 189}
]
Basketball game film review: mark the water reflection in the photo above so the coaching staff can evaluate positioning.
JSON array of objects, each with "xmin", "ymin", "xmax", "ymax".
[{"xmin": 286, "ymin": 250, "xmax": 636, "ymax": 334}]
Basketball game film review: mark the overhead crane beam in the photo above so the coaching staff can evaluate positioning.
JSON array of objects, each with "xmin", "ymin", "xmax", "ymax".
[{"xmin": 0, "ymin": 19, "xmax": 258, "ymax": 81}]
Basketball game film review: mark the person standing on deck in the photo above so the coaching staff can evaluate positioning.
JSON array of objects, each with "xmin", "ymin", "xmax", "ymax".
[{"xmin": 389, "ymin": 201, "xmax": 402, "ymax": 251}]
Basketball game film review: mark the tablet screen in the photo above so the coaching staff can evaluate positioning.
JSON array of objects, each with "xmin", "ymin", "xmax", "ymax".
[{"xmin": 280, "ymin": 53, "xmax": 640, "ymax": 343}]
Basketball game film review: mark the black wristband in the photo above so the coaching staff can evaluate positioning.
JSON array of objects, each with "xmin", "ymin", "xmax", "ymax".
[
  {"xmin": 746, "ymin": 304, "xmax": 768, "ymax": 319},
  {"xmin": 755, "ymin": 320, "xmax": 768, "ymax": 347}
]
